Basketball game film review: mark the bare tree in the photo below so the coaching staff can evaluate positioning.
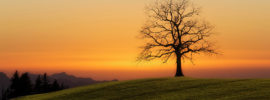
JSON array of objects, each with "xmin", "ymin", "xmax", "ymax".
[{"xmin": 137, "ymin": 0, "xmax": 217, "ymax": 77}]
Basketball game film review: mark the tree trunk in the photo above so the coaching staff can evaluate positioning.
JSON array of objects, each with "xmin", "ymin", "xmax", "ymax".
[{"xmin": 175, "ymin": 54, "xmax": 184, "ymax": 77}]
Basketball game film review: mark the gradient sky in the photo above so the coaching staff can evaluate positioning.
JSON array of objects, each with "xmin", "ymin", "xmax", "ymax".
[{"xmin": 1, "ymin": 0, "xmax": 270, "ymax": 80}]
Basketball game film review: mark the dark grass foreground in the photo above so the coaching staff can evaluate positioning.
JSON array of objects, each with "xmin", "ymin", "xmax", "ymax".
[{"xmin": 14, "ymin": 77, "xmax": 270, "ymax": 100}]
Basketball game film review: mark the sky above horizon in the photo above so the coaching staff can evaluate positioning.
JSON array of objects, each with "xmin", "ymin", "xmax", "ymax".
[{"xmin": 1, "ymin": 0, "xmax": 270, "ymax": 80}]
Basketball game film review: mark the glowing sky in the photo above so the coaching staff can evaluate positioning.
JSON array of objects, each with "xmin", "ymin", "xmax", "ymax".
[{"xmin": 1, "ymin": 0, "xmax": 270, "ymax": 80}]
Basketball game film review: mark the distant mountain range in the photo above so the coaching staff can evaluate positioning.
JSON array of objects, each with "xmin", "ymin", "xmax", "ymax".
[{"xmin": 0, "ymin": 72, "xmax": 117, "ymax": 99}]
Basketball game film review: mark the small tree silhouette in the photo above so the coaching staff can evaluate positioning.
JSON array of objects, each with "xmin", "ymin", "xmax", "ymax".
[
  {"xmin": 9, "ymin": 71, "xmax": 20, "ymax": 98},
  {"xmin": 41, "ymin": 73, "xmax": 50, "ymax": 93},
  {"xmin": 51, "ymin": 80, "xmax": 60, "ymax": 91},
  {"xmin": 19, "ymin": 73, "xmax": 32, "ymax": 96},
  {"xmin": 138, "ymin": 0, "xmax": 217, "ymax": 77},
  {"xmin": 34, "ymin": 75, "xmax": 42, "ymax": 93},
  {"xmin": 5, "ymin": 71, "xmax": 65, "ymax": 99}
]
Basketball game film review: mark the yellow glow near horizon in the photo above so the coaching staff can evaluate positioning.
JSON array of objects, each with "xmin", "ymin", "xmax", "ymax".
[{"xmin": 1, "ymin": 0, "xmax": 270, "ymax": 80}]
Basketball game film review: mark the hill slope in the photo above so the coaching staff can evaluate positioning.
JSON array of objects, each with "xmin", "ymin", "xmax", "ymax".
[{"xmin": 14, "ymin": 77, "xmax": 270, "ymax": 100}]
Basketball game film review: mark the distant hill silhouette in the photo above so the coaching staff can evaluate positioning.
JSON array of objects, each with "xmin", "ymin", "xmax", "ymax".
[
  {"xmin": 22, "ymin": 72, "xmax": 116, "ymax": 88},
  {"xmin": 0, "ymin": 72, "xmax": 117, "ymax": 88},
  {"xmin": 50, "ymin": 72, "xmax": 117, "ymax": 88},
  {"xmin": 0, "ymin": 72, "xmax": 117, "ymax": 99},
  {"xmin": 50, "ymin": 72, "xmax": 95, "ymax": 88}
]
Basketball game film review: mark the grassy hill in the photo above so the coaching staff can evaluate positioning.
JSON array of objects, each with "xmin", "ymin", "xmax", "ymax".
[{"xmin": 14, "ymin": 77, "xmax": 270, "ymax": 100}]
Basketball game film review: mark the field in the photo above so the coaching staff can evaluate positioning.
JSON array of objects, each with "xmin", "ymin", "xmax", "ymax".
[{"xmin": 14, "ymin": 77, "xmax": 270, "ymax": 100}]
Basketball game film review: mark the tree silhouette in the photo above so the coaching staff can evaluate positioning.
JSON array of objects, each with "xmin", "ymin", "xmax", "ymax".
[
  {"xmin": 19, "ymin": 73, "xmax": 32, "ymax": 96},
  {"xmin": 51, "ymin": 80, "xmax": 60, "ymax": 91},
  {"xmin": 9, "ymin": 71, "xmax": 20, "ymax": 97},
  {"xmin": 138, "ymin": 0, "xmax": 217, "ymax": 77},
  {"xmin": 9, "ymin": 72, "xmax": 33, "ymax": 98},
  {"xmin": 34, "ymin": 75, "xmax": 42, "ymax": 93},
  {"xmin": 4, "ymin": 71, "xmax": 64, "ymax": 99},
  {"xmin": 41, "ymin": 73, "xmax": 50, "ymax": 92}
]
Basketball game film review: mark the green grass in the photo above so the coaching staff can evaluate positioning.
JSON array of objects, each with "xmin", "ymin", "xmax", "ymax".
[{"xmin": 14, "ymin": 77, "xmax": 270, "ymax": 100}]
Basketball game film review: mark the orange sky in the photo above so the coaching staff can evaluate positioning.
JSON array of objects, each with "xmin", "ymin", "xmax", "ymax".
[{"xmin": 1, "ymin": 0, "xmax": 270, "ymax": 80}]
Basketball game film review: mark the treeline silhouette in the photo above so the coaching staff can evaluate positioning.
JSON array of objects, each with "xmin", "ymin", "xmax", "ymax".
[{"xmin": 1, "ymin": 71, "xmax": 65, "ymax": 100}]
